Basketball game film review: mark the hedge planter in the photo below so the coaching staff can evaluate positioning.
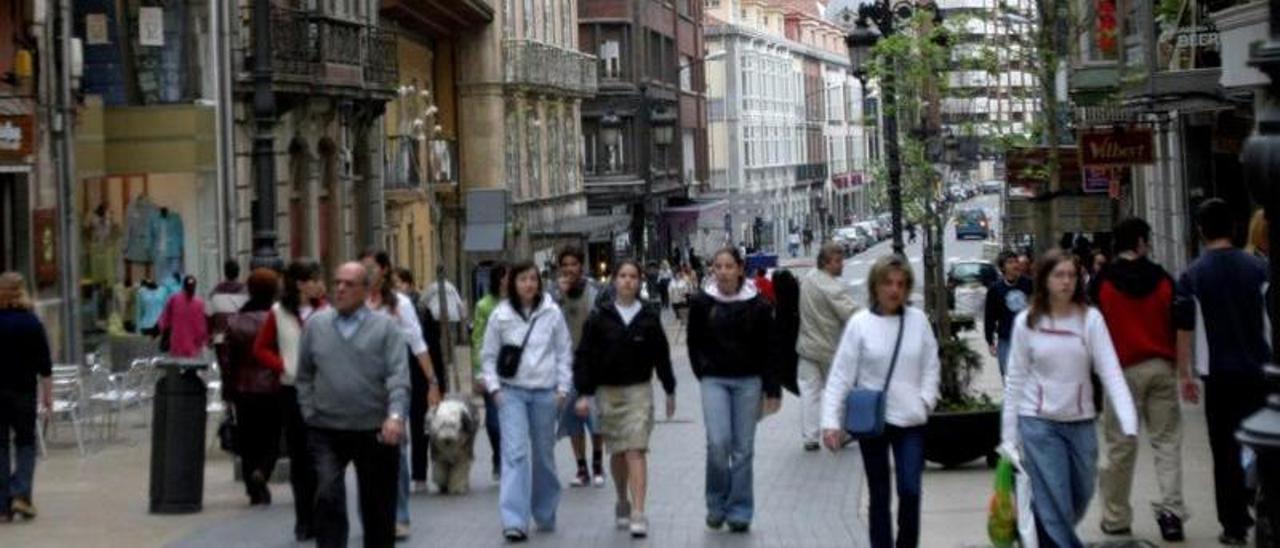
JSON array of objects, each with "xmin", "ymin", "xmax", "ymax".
[{"xmin": 924, "ymin": 408, "xmax": 1000, "ymax": 468}]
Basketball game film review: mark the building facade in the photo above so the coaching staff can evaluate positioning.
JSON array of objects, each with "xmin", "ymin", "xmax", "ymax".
[
  {"xmin": 705, "ymin": 0, "xmax": 863, "ymax": 253},
  {"xmin": 579, "ymin": 0, "xmax": 707, "ymax": 268}
]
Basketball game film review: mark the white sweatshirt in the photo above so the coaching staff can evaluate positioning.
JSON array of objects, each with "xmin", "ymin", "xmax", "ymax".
[
  {"xmin": 1001, "ymin": 307, "xmax": 1138, "ymax": 446},
  {"xmin": 480, "ymin": 295, "xmax": 574, "ymax": 394},
  {"xmin": 821, "ymin": 307, "xmax": 940, "ymax": 430}
]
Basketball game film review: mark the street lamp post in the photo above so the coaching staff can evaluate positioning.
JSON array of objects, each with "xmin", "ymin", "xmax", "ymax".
[
  {"xmin": 250, "ymin": 0, "xmax": 281, "ymax": 271},
  {"xmin": 846, "ymin": 4, "xmax": 908, "ymax": 257},
  {"xmin": 1237, "ymin": 0, "xmax": 1280, "ymax": 541}
]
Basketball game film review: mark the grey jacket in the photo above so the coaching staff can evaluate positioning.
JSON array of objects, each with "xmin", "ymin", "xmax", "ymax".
[
  {"xmin": 296, "ymin": 308, "xmax": 410, "ymax": 431},
  {"xmin": 796, "ymin": 268, "xmax": 859, "ymax": 369}
]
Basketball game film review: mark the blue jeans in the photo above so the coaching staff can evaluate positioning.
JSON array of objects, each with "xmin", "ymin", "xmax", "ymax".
[
  {"xmin": 498, "ymin": 386, "xmax": 561, "ymax": 531},
  {"xmin": 484, "ymin": 391, "xmax": 501, "ymax": 473},
  {"xmin": 997, "ymin": 338, "xmax": 1011, "ymax": 378},
  {"xmin": 700, "ymin": 376, "xmax": 762, "ymax": 524},
  {"xmin": 396, "ymin": 438, "xmax": 410, "ymax": 525},
  {"xmin": 0, "ymin": 391, "xmax": 37, "ymax": 512},
  {"xmin": 557, "ymin": 387, "xmax": 598, "ymax": 438},
  {"xmin": 1020, "ymin": 417, "xmax": 1098, "ymax": 548},
  {"xmin": 859, "ymin": 425, "xmax": 926, "ymax": 548}
]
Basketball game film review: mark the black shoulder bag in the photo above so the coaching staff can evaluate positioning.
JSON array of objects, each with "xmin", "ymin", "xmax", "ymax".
[{"xmin": 497, "ymin": 314, "xmax": 540, "ymax": 379}]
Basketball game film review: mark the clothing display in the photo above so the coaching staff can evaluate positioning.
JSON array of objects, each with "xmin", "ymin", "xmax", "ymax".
[
  {"xmin": 84, "ymin": 209, "xmax": 121, "ymax": 285},
  {"xmin": 152, "ymin": 209, "xmax": 184, "ymax": 280},
  {"xmin": 136, "ymin": 282, "xmax": 167, "ymax": 331},
  {"xmin": 124, "ymin": 195, "xmax": 157, "ymax": 264}
]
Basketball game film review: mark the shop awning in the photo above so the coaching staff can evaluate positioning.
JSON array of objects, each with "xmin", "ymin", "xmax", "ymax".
[{"xmin": 532, "ymin": 214, "xmax": 631, "ymax": 243}]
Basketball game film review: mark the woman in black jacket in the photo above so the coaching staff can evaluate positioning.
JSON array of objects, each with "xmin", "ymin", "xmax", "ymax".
[
  {"xmin": 687, "ymin": 247, "xmax": 780, "ymax": 534},
  {"xmin": 574, "ymin": 260, "xmax": 676, "ymax": 538}
]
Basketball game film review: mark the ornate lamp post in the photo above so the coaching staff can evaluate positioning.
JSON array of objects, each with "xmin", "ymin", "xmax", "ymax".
[{"xmin": 1238, "ymin": 3, "xmax": 1280, "ymax": 542}]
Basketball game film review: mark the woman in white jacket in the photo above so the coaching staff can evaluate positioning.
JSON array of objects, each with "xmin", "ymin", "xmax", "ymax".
[
  {"xmin": 481, "ymin": 260, "xmax": 575, "ymax": 542},
  {"xmin": 821, "ymin": 254, "xmax": 939, "ymax": 548},
  {"xmin": 1001, "ymin": 250, "xmax": 1137, "ymax": 548}
]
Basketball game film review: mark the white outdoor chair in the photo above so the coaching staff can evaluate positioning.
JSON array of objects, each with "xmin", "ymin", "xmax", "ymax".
[
  {"xmin": 38, "ymin": 364, "xmax": 88, "ymax": 456},
  {"xmin": 86, "ymin": 356, "xmax": 157, "ymax": 442}
]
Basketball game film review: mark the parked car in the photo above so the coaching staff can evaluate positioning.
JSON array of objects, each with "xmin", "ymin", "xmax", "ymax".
[
  {"xmin": 954, "ymin": 208, "xmax": 991, "ymax": 240},
  {"xmin": 979, "ymin": 179, "xmax": 1002, "ymax": 194},
  {"xmin": 855, "ymin": 221, "xmax": 883, "ymax": 242},
  {"xmin": 833, "ymin": 226, "xmax": 867, "ymax": 254}
]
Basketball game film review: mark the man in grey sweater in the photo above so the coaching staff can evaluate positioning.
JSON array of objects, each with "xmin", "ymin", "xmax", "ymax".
[
  {"xmin": 297, "ymin": 261, "xmax": 410, "ymax": 548},
  {"xmin": 796, "ymin": 243, "xmax": 859, "ymax": 451}
]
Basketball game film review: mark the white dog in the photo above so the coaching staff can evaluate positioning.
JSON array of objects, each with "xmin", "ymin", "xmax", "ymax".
[{"xmin": 429, "ymin": 397, "xmax": 477, "ymax": 495}]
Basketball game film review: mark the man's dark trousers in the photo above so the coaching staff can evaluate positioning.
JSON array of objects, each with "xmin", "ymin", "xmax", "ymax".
[
  {"xmin": 309, "ymin": 427, "xmax": 400, "ymax": 548},
  {"xmin": 1204, "ymin": 375, "xmax": 1266, "ymax": 537}
]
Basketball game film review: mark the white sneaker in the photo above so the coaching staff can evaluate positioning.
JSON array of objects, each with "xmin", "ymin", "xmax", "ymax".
[
  {"xmin": 629, "ymin": 514, "xmax": 648, "ymax": 538},
  {"xmin": 592, "ymin": 472, "xmax": 606, "ymax": 488}
]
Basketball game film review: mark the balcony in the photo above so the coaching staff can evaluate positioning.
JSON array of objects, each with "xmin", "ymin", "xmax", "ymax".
[
  {"xmin": 239, "ymin": 8, "xmax": 399, "ymax": 96},
  {"xmin": 795, "ymin": 163, "xmax": 828, "ymax": 182},
  {"xmin": 503, "ymin": 40, "xmax": 598, "ymax": 97}
]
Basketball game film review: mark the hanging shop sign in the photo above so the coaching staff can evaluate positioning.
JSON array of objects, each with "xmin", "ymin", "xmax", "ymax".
[
  {"xmin": 33, "ymin": 209, "xmax": 57, "ymax": 287},
  {"xmin": 1079, "ymin": 128, "xmax": 1155, "ymax": 166},
  {"xmin": 0, "ymin": 115, "xmax": 35, "ymax": 163}
]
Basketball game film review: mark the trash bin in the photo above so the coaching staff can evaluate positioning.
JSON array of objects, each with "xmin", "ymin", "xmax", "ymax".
[{"xmin": 149, "ymin": 358, "xmax": 209, "ymax": 514}]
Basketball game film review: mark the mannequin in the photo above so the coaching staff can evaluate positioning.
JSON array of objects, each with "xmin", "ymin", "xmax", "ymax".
[
  {"xmin": 136, "ymin": 277, "xmax": 166, "ymax": 337},
  {"xmin": 153, "ymin": 206, "xmax": 185, "ymax": 281},
  {"xmin": 85, "ymin": 203, "xmax": 121, "ymax": 286},
  {"xmin": 125, "ymin": 193, "xmax": 156, "ymax": 284}
]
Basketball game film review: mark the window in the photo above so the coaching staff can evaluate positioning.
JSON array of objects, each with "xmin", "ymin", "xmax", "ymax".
[
  {"xmin": 680, "ymin": 55, "xmax": 693, "ymax": 91},
  {"xmin": 523, "ymin": 0, "xmax": 534, "ymax": 41},
  {"xmin": 600, "ymin": 40, "xmax": 621, "ymax": 79}
]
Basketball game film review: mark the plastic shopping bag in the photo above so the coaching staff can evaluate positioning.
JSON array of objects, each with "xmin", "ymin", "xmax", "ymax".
[
  {"xmin": 988, "ymin": 457, "xmax": 1017, "ymax": 547},
  {"xmin": 1014, "ymin": 460, "xmax": 1038, "ymax": 548}
]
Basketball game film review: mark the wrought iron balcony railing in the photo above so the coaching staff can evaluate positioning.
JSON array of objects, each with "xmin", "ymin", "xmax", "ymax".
[
  {"xmin": 503, "ymin": 39, "xmax": 598, "ymax": 97},
  {"xmin": 795, "ymin": 163, "xmax": 829, "ymax": 182},
  {"xmin": 243, "ymin": 8, "xmax": 397, "ymax": 91}
]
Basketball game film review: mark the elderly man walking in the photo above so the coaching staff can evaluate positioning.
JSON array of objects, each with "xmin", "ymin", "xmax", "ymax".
[
  {"xmin": 296, "ymin": 262, "xmax": 410, "ymax": 548},
  {"xmin": 796, "ymin": 243, "xmax": 858, "ymax": 451}
]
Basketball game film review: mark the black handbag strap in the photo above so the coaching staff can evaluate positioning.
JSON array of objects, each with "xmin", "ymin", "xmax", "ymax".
[
  {"xmin": 881, "ymin": 312, "xmax": 907, "ymax": 392},
  {"xmin": 517, "ymin": 314, "xmax": 541, "ymax": 350}
]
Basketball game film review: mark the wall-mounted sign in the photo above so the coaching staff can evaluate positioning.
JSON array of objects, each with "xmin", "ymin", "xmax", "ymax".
[
  {"xmin": 139, "ymin": 7, "xmax": 164, "ymax": 47},
  {"xmin": 1083, "ymin": 166, "xmax": 1118, "ymax": 194},
  {"xmin": 86, "ymin": 14, "xmax": 110, "ymax": 45},
  {"xmin": 33, "ymin": 209, "xmax": 58, "ymax": 287},
  {"xmin": 0, "ymin": 115, "xmax": 35, "ymax": 163},
  {"xmin": 1079, "ymin": 128, "xmax": 1155, "ymax": 166}
]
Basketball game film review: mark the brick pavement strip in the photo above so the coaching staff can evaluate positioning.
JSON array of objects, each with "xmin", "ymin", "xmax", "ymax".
[{"xmin": 13, "ymin": 317, "xmax": 1228, "ymax": 547}]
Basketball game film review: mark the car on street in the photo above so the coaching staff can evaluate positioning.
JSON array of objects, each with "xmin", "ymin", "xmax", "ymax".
[
  {"xmin": 946, "ymin": 259, "xmax": 999, "ymax": 316},
  {"xmin": 954, "ymin": 208, "xmax": 991, "ymax": 240},
  {"xmin": 855, "ymin": 221, "xmax": 883, "ymax": 243},
  {"xmin": 980, "ymin": 179, "xmax": 1002, "ymax": 194},
  {"xmin": 834, "ymin": 226, "xmax": 868, "ymax": 254}
]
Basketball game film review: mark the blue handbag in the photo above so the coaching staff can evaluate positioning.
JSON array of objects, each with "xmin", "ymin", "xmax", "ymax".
[{"xmin": 843, "ymin": 312, "xmax": 906, "ymax": 439}]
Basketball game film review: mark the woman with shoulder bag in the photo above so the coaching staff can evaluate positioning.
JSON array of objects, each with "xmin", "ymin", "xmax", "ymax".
[
  {"xmin": 1000, "ymin": 250, "xmax": 1136, "ymax": 548},
  {"xmin": 687, "ymin": 247, "xmax": 781, "ymax": 534},
  {"xmin": 573, "ymin": 260, "xmax": 677, "ymax": 538},
  {"xmin": 821, "ymin": 254, "xmax": 940, "ymax": 548},
  {"xmin": 480, "ymin": 261, "xmax": 574, "ymax": 543},
  {"xmin": 253, "ymin": 259, "xmax": 327, "ymax": 541},
  {"xmin": 219, "ymin": 269, "xmax": 281, "ymax": 506}
]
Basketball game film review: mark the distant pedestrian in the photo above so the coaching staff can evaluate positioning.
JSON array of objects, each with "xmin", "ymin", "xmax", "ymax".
[
  {"xmin": 1001, "ymin": 250, "xmax": 1137, "ymax": 548},
  {"xmin": 0, "ymin": 272, "xmax": 52, "ymax": 522},
  {"xmin": 217, "ymin": 269, "xmax": 281, "ymax": 507},
  {"xmin": 803, "ymin": 227, "xmax": 814, "ymax": 256},
  {"xmin": 574, "ymin": 260, "xmax": 676, "ymax": 538},
  {"xmin": 206, "ymin": 259, "xmax": 248, "ymax": 346},
  {"xmin": 752, "ymin": 268, "xmax": 775, "ymax": 304},
  {"xmin": 788, "ymin": 230, "xmax": 802, "ymax": 258},
  {"xmin": 1246, "ymin": 208, "xmax": 1268, "ymax": 260},
  {"xmin": 821, "ymin": 254, "xmax": 940, "ymax": 548},
  {"xmin": 471, "ymin": 263, "xmax": 510, "ymax": 481},
  {"xmin": 359, "ymin": 250, "xmax": 440, "ymax": 541},
  {"xmin": 907, "ymin": 223, "xmax": 917, "ymax": 244},
  {"xmin": 1088, "ymin": 218, "xmax": 1187, "ymax": 541},
  {"xmin": 296, "ymin": 262, "xmax": 409, "ymax": 548},
  {"xmin": 158, "ymin": 275, "xmax": 208, "ymax": 358},
  {"xmin": 481, "ymin": 261, "xmax": 574, "ymax": 542},
  {"xmin": 668, "ymin": 265, "xmax": 694, "ymax": 323},
  {"xmin": 687, "ymin": 247, "xmax": 781, "ymax": 533},
  {"xmin": 1174, "ymin": 198, "xmax": 1271, "ymax": 546},
  {"xmin": 983, "ymin": 251, "xmax": 1031, "ymax": 377},
  {"xmin": 550, "ymin": 246, "xmax": 606, "ymax": 488},
  {"xmin": 252, "ymin": 259, "xmax": 327, "ymax": 541},
  {"xmin": 657, "ymin": 261, "xmax": 673, "ymax": 310},
  {"xmin": 796, "ymin": 244, "xmax": 858, "ymax": 451}
]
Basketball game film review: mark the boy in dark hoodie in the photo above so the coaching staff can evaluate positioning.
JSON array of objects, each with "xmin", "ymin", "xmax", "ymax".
[{"xmin": 1089, "ymin": 217, "xmax": 1187, "ymax": 542}]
